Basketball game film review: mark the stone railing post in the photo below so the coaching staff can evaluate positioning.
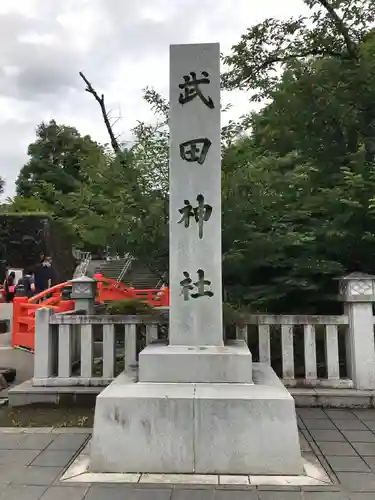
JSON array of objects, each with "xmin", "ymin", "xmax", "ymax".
[
  {"xmin": 70, "ymin": 276, "xmax": 97, "ymax": 363},
  {"xmin": 33, "ymin": 308, "xmax": 54, "ymax": 381},
  {"xmin": 338, "ymin": 272, "xmax": 375, "ymax": 389}
]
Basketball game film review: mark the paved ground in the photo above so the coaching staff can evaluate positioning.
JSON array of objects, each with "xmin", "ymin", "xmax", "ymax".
[
  {"xmin": 0, "ymin": 409, "xmax": 373, "ymax": 498},
  {"xmin": 0, "ymin": 333, "xmax": 33, "ymax": 398}
]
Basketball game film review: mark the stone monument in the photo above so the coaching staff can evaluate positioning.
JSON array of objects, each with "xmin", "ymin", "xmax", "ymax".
[{"xmin": 90, "ymin": 43, "xmax": 303, "ymax": 475}]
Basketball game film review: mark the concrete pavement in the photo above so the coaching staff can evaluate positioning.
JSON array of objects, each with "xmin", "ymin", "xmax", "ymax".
[{"xmin": 0, "ymin": 409, "xmax": 372, "ymax": 497}]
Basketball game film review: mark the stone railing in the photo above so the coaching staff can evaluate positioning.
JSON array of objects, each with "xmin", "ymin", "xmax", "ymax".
[
  {"xmin": 238, "ymin": 315, "xmax": 349, "ymax": 388},
  {"xmin": 33, "ymin": 310, "xmax": 373, "ymax": 390},
  {"xmin": 32, "ymin": 271, "xmax": 375, "ymax": 391},
  {"xmin": 33, "ymin": 310, "xmax": 163, "ymax": 387}
]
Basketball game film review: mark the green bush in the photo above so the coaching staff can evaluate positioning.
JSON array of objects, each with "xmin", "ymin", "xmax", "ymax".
[{"xmin": 105, "ymin": 299, "xmax": 156, "ymax": 316}]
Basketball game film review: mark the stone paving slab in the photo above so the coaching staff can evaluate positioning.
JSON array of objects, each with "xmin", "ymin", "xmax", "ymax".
[
  {"xmin": 0, "ymin": 409, "xmax": 375, "ymax": 497},
  {"xmin": 0, "ymin": 484, "xmax": 48, "ymax": 500}
]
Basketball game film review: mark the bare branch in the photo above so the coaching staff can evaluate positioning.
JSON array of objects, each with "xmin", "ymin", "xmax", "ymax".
[
  {"xmin": 110, "ymin": 117, "xmax": 121, "ymax": 128},
  {"xmin": 317, "ymin": 0, "xmax": 359, "ymax": 58},
  {"xmin": 79, "ymin": 71, "xmax": 121, "ymax": 154},
  {"xmin": 259, "ymin": 48, "xmax": 349, "ymax": 71}
]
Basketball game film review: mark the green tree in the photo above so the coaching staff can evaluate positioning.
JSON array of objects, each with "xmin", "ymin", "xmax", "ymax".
[
  {"xmin": 16, "ymin": 120, "xmax": 105, "ymax": 206},
  {"xmin": 223, "ymin": 0, "xmax": 375, "ymax": 162},
  {"xmin": 221, "ymin": 143, "xmax": 375, "ymax": 312},
  {"xmin": 0, "ymin": 195, "xmax": 48, "ymax": 214}
]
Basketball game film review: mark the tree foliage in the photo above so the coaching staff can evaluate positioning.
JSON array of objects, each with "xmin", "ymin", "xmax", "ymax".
[
  {"xmin": 220, "ymin": 0, "xmax": 375, "ymax": 311},
  {"xmin": 223, "ymin": 0, "xmax": 375, "ymax": 162},
  {"xmin": 16, "ymin": 120, "xmax": 105, "ymax": 208}
]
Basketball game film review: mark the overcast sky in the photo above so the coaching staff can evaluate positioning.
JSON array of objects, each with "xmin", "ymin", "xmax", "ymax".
[{"xmin": 0, "ymin": 0, "xmax": 309, "ymax": 198}]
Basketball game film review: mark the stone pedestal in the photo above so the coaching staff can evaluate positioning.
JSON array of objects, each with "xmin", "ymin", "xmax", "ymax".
[
  {"xmin": 90, "ymin": 364, "xmax": 303, "ymax": 475},
  {"xmin": 139, "ymin": 341, "xmax": 253, "ymax": 383}
]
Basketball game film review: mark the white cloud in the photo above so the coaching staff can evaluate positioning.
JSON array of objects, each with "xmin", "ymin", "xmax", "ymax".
[{"xmin": 0, "ymin": 0, "xmax": 309, "ymax": 197}]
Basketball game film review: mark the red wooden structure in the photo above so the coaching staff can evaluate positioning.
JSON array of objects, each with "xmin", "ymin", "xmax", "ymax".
[{"xmin": 11, "ymin": 274, "xmax": 169, "ymax": 350}]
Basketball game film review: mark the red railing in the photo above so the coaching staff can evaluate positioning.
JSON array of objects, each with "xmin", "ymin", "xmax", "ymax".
[
  {"xmin": 11, "ymin": 274, "xmax": 169, "ymax": 350},
  {"xmin": 93, "ymin": 274, "xmax": 169, "ymax": 306}
]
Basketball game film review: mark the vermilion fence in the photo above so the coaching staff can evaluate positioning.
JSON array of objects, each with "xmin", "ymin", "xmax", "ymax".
[{"xmin": 11, "ymin": 274, "xmax": 169, "ymax": 350}]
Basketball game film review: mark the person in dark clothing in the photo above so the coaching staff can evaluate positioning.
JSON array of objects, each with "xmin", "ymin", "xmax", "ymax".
[
  {"xmin": 16, "ymin": 269, "xmax": 36, "ymax": 298},
  {"xmin": 3, "ymin": 272, "xmax": 16, "ymax": 302},
  {"xmin": 34, "ymin": 256, "xmax": 54, "ymax": 294}
]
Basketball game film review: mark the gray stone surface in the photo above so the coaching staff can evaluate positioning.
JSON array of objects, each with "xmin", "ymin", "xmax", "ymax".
[
  {"xmin": 0, "ymin": 449, "xmax": 41, "ymax": 465},
  {"xmin": 169, "ymin": 43, "xmax": 223, "ymax": 347},
  {"xmin": 85, "ymin": 486, "xmax": 172, "ymax": 499},
  {"xmin": 316, "ymin": 442, "xmax": 358, "ymax": 456},
  {"xmin": 333, "ymin": 420, "xmax": 368, "ymax": 430},
  {"xmin": 326, "ymin": 456, "xmax": 370, "ymax": 472},
  {"xmin": 349, "ymin": 494, "xmax": 375, "ymax": 499},
  {"xmin": 351, "ymin": 443, "xmax": 375, "ymax": 456},
  {"xmin": 194, "ymin": 380, "xmax": 303, "ymax": 474},
  {"xmin": 10, "ymin": 465, "xmax": 63, "ymax": 485},
  {"xmin": 327, "ymin": 410, "xmax": 359, "ymax": 420},
  {"xmin": 303, "ymin": 419, "xmax": 337, "ymax": 430},
  {"xmin": 363, "ymin": 456, "xmax": 375, "ymax": 471},
  {"xmin": 4, "ymin": 415, "xmax": 375, "ymax": 497},
  {"xmin": 40, "ymin": 486, "xmax": 89, "ymax": 500},
  {"xmin": 172, "ymin": 491, "xmax": 214, "ymax": 500},
  {"xmin": 139, "ymin": 343, "xmax": 253, "ymax": 383},
  {"xmin": 336, "ymin": 472, "xmax": 375, "ymax": 492},
  {"xmin": 341, "ymin": 431, "xmax": 375, "ymax": 442},
  {"xmin": 46, "ymin": 434, "xmax": 89, "ymax": 450},
  {"xmin": 90, "ymin": 382, "xmax": 195, "ymax": 473},
  {"xmin": 303, "ymin": 494, "xmax": 349, "ymax": 500},
  {"xmin": 310, "ymin": 430, "xmax": 346, "ymax": 442},
  {"xmin": 91, "ymin": 364, "xmax": 303, "ymax": 475},
  {"xmin": 0, "ymin": 484, "xmax": 48, "ymax": 500},
  {"xmin": 298, "ymin": 409, "xmax": 327, "ymax": 419},
  {"xmin": 215, "ymin": 491, "xmax": 259, "ymax": 500},
  {"xmin": 344, "ymin": 299, "xmax": 375, "ymax": 389},
  {"xmin": 354, "ymin": 410, "xmax": 375, "ymax": 421},
  {"xmin": 258, "ymin": 492, "xmax": 303, "ymax": 499},
  {"xmin": 32, "ymin": 449, "xmax": 77, "ymax": 467},
  {"xmin": 0, "ymin": 434, "xmax": 24, "ymax": 449},
  {"xmin": 15, "ymin": 434, "xmax": 54, "ymax": 450}
]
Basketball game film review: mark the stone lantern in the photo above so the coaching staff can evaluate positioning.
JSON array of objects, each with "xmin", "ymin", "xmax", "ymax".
[
  {"xmin": 70, "ymin": 276, "xmax": 97, "ymax": 314},
  {"xmin": 338, "ymin": 272, "xmax": 375, "ymax": 302},
  {"xmin": 337, "ymin": 272, "xmax": 375, "ymax": 389}
]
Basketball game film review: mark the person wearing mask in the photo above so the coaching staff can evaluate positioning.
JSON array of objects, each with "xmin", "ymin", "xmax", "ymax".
[
  {"xmin": 34, "ymin": 256, "xmax": 54, "ymax": 294},
  {"xmin": 3, "ymin": 272, "xmax": 16, "ymax": 302}
]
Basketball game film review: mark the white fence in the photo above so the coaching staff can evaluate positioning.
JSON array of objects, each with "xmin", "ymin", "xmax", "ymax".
[
  {"xmin": 238, "ymin": 315, "xmax": 349, "ymax": 388},
  {"xmin": 32, "ymin": 268, "xmax": 375, "ymax": 391},
  {"xmin": 33, "ymin": 307, "xmax": 375, "ymax": 390},
  {"xmin": 33, "ymin": 310, "xmax": 161, "ymax": 387}
]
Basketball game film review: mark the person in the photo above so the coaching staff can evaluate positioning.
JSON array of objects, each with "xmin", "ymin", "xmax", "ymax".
[
  {"xmin": 3, "ymin": 271, "xmax": 16, "ymax": 302},
  {"xmin": 16, "ymin": 269, "xmax": 36, "ymax": 298},
  {"xmin": 34, "ymin": 256, "xmax": 54, "ymax": 294}
]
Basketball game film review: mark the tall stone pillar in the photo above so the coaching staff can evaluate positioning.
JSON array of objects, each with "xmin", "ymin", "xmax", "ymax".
[{"xmin": 169, "ymin": 43, "xmax": 222, "ymax": 346}]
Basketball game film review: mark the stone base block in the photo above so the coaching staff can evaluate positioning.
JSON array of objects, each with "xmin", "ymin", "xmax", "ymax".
[
  {"xmin": 90, "ymin": 363, "xmax": 303, "ymax": 475},
  {"xmin": 138, "ymin": 340, "xmax": 253, "ymax": 383}
]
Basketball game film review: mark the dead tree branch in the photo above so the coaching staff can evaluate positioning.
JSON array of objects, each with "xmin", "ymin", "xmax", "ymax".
[
  {"xmin": 79, "ymin": 71, "xmax": 121, "ymax": 154},
  {"xmin": 318, "ymin": 0, "xmax": 359, "ymax": 59}
]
